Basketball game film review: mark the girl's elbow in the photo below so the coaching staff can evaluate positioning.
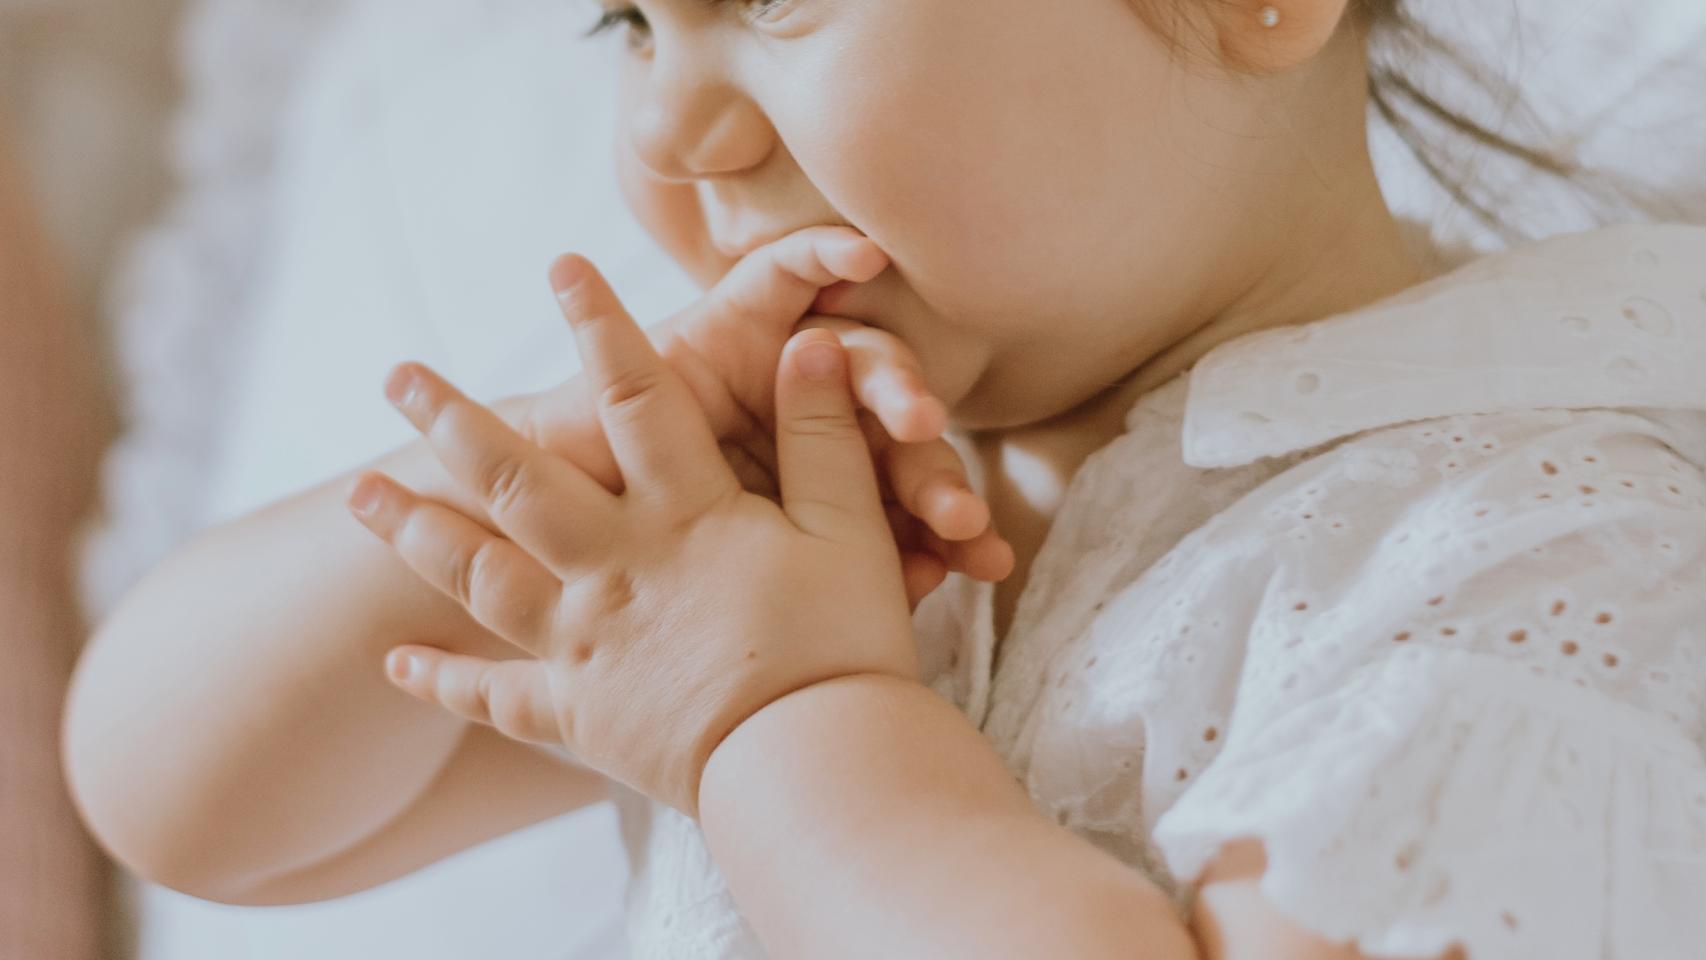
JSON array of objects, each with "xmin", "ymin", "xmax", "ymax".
[{"xmin": 60, "ymin": 649, "xmax": 243, "ymax": 904}]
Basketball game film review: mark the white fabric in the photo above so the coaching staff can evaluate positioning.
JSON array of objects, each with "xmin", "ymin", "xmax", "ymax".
[{"xmin": 617, "ymin": 222, "xmax": 1706, "ymax": 959}]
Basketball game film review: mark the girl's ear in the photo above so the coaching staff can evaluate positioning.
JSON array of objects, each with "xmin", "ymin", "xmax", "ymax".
[{"xmin": 1209, "ymin": 0, "xmax": 1355, "ymax": 75}]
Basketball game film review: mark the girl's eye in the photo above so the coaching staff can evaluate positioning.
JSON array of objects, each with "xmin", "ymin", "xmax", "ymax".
[
  {"xmin": 744, "ymin": 0, "xmax": 795, "ymax": 21},
  {"xmin": 585, "ymin": 5, "xmax": 651, "ymax": 51},
  {"xmin": 583, "ymin": 0, "xmax": 796, "ymax": 50}
]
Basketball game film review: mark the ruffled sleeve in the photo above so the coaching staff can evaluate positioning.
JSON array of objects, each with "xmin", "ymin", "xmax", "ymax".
[{"xmin": 1150, "ymin": 406, "xmax": 1706, "ymax": 960}]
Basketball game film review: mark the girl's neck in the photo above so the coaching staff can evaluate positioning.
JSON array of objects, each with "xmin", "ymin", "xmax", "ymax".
[{"xmin": 968, "ymin": 155, "xmax": 1430, "ymax": 548}]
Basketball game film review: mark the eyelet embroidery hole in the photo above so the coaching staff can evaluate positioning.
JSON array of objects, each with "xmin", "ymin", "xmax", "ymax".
[
  {"xmin": 1507, "ymin": 629, "xmax": 1528, "ymax": 644},
  {"xmin": 1621, "ymin": 296, "xmax": 1675, "ymax": 337},
  {"xmin": 1561, "ymin": 640, "xmax": 1580, "ymax": 656},
  {"xmin": 1605, "ymin": 356, "xmax": 1650, "ymax": 383}
]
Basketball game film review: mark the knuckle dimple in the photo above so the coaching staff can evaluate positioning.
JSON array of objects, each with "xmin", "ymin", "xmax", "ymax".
[
  {"xmin": 722, "ymin": 288, "xmax": 769, "ymax": 330},
  {"xmin": 790, "ymin": 495, "xmax": 861, "ymax": 528},
  {"xmin": 450, "ymin": 540, "xmax": 498, "ymax": 609},
  {"xmin": 474, "ymin": 670, "xmax": 503, "ymax": 728},
  {"xmin": 428, "ymin": 398, "xmax": 476, "ymax": 446},
  {"xmin": 590, "ymin": 569, "xmax": 636, "ymax": 619},
  {"xmin": 599, "ymin": 368, "xmax": 666, "ymax": 414},
  {"xmin": 485, "ymin": 681, "xmax": 529, "ymax": 737},
  {"xmin": 786, "ymin": 411, "xmax": 855, "ymax": 442},
  {"xmin": 479, "ymin": 455, "xmax": 532, "ymax": 516}
]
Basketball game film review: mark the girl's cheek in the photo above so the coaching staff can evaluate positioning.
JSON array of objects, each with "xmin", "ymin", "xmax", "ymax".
[{"xmin": 617, "ymin": 149, "xmax": 728, "ymax": 289}]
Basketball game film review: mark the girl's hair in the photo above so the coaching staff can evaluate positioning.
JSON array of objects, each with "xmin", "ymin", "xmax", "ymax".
[{"xmin": 1136, "ymin": 0, "xmax": 1680, "ymax": 244}]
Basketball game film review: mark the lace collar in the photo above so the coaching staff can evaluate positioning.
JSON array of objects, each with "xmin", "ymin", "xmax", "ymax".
[{"xmin": 1179, "ymin": 223, "xmax": 1706, "ymax": 470}]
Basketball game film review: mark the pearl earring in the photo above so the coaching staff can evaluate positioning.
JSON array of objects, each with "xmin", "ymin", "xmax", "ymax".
[{"xmin": 1258, "ymin": 5, "xmax": 1281, "ymax": 27}]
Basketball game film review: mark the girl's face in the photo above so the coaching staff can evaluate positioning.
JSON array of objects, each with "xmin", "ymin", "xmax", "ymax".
[{"xmin": 601, "ymin": 0, "xmax": 1369, "ymax": 431}]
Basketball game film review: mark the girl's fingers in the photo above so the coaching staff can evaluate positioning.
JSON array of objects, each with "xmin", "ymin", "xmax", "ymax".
[
  {"xmin": 383, "ymin": 361, "xmax": 620, "ymax": 573},
  {"xmin": 848, "ymin": 395, "xmax": 997, "ymax": 554},
  {"xmin": 882, "ymin": 501, "xmax": 948, "ymax": 610},
  {"xmin": 347, "ymin": 471, "xmax": 566, "ymax": 658},
  {"xmin": 883, "ymin": 440, "xmax": 992, "ymax": 543},
  {"xmin": 899, "ymin": 550, "xmax": 950, "ymax": 612},
  {"xmin": 653, "ymin": 231, "xmax": 889, "ymax": 452},
  {"xmin": 550, "ymin": 255, "xmax": 738, "ymax": 513},
  {"xmin": 701, "ymin": 227, "xmax": 889, "ymax": 335},
  {"xmin": 773, "ymin": 331, "xmax": 889, "ymax": 540},
  {"xmin": 795, "ymin": 316, "xmax": 947, "ymax": 444},
  {"xmin": 920, "ymin": 521, "xmax": 1017, "ymax": 584},
  {"xmin": 385, "ymin": 646, "xmax": 560, "ymax": 746}
]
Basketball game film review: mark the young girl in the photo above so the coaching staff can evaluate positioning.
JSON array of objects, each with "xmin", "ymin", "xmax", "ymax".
[{"xmin": 64, "ymin": 1, "xmax": 1706, "ymax": 958}]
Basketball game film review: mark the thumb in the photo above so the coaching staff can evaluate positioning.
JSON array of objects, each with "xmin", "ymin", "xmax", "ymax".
[{"xmin": 775, "ymin": 330, "xmax": 888, "ymax": 541}]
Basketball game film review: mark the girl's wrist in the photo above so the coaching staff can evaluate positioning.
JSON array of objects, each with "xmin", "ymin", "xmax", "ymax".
[{"xmin": 697, "ymin": 670, "xmax": 1024, "ymax": 822}]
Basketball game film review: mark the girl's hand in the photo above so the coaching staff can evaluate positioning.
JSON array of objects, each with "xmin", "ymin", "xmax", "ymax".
[
  {"xmin": 491, "ymin": 227, "xmax": 1013, "ymax": 609},
  {"xmin": 347, "ymin": 258, "xmax": 919, "ymax": 817}
]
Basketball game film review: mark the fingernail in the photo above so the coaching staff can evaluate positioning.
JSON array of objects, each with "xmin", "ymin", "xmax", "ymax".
[
  {"xmin": 799, "ymin": 341, "xmax": 844, "ymax": 383},
  {"xmin": 550, "ymin": 256, "xmax": 593, "ymax": 322},
  {"xmin": 385, "ymin": 366, "xmax": 421, "ymax": 411},
  {"xmin": 389, "ymin": 651, "xmax": 420, "ymax": 683},
  {"xmin": 549, "ymin": 254, "xmax": 589, "ymax": 297},
  {"xmin": 348, "ymin": 475, "xmax": 386, "ymax": 517}
]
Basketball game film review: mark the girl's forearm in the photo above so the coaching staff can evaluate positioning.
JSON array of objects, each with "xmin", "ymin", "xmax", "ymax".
[
  {"xmin": 62, "ymin": 435, "xmax": 528, "ymax": 898},
  {"xmin": 697, "ymin": 673, "xmax": 1201, "ymax": 960}
]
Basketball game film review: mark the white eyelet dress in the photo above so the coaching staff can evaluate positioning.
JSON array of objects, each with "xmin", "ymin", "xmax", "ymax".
[{"xmin": 607, "ymin": 222, "xmax": 1706, "ymax": 960}]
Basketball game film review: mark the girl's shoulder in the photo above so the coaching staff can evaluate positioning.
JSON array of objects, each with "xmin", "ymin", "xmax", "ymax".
[
  {"xmin": 1160, "ymin": 221, "xmax": 1706, "ymax": 596},
  {"xmin": 1179, "ymin": 221, "xmax": 1706, "ymax": 473}
]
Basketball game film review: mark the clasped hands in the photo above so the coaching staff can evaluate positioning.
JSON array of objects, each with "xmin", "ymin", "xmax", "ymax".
[{"xmin": 346, "ymin": 227, "xmax": 1013, "ymax": 817}]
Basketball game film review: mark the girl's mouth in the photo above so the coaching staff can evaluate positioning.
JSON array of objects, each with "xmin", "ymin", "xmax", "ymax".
[{"xmin": 810, "ymin": 280, "xmax": 860, "ymax": 316}]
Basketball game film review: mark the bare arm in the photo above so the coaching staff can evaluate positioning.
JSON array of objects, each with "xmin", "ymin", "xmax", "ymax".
[
  {"xmin": 697, "ymin": 673, "xmax": 1202, "ymax": 960},
  {"xmin": 0, "ymin": 101, "xmax": 113, "ymax": 960},
  {"xmin": 61, "ymin": 414, "xmax": 608, "ymax": 905},
  {"xmin": 697, "ymin": 671, "xmax": 1468, "ymax": 959}
]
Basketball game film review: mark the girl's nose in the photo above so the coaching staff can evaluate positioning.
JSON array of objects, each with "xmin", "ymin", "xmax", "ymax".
[{"xmin": 627, "ymin": 60, "xmax": 775, "ymax": 182}]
